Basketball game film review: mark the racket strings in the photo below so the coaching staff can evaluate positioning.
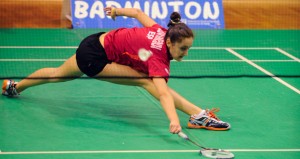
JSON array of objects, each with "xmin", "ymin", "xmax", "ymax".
[
  {"xmin": 178, "ymin": 132, "xmax": 234, "ymax": 159},
  {"xmin": 201, "ymin": 149, "xmax": 234, "ymax": 159}
]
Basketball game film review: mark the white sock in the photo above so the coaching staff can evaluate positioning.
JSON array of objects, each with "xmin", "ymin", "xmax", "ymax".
[
  {"xmin": 13, "ymin": 82, "xmax": 19, "ymax": 95},
  {"xmin": 192, "ymin": 110, "xmax": 206, "ymax": 119}
]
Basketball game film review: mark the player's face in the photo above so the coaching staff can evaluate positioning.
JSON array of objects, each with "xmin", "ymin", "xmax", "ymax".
[{"xmin": 167, "ymin": 37, "xmax": 193, "ymax": 61}]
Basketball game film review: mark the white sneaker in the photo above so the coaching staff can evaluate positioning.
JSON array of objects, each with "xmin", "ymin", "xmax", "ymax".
[
  {"xmin": 187, "ymin": 108, "xmax": 231, "ymax": 131},
  {"xmin": 2, "ymin": 80, "xmax": 19, "ymax": 97}
]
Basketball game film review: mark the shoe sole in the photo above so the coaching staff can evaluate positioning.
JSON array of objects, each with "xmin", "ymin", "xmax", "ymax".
[
  {"xmin": 2, "ymin": 80, "xmax": 9, "ymax": 89},
  {"xmin": 187, "ymin": 122, "xmax": 230, "ymax": 131}
]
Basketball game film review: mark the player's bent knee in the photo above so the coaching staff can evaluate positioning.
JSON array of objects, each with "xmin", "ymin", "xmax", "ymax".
[{"xmin": 140, "ymin": 79, "xmax": 154, "ymax": 89}]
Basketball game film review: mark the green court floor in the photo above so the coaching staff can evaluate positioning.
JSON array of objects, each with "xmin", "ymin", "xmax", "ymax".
[{"xmin": 0, "ymin": 29, "xmax": 299, "ymax": 159}]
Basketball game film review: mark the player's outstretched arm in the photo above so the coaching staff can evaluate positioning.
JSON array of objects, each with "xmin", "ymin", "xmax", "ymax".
[
  {"xmin": 104, "ymin": 7, "xmax": 156, "ymax": 27},
  {"xmin": 152, "ymin": 78, "xmax": 181, "ymax": 134}
]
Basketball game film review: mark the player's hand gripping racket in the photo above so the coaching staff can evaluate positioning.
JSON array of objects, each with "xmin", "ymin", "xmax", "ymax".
[{"xmin": 178, "ymin": 132, "xmax": 234, "ymax": 159}]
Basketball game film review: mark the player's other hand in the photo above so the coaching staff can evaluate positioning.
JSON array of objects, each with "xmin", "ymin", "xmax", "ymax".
[{"xmin": 104, "ymin": 6, "xmax": 117, "ymax": 20}]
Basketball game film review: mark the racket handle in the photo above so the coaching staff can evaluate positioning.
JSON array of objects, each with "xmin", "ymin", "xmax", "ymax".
[{"xmin": 178, "ymin": 131, "xmax": 189, "ymax": 140}]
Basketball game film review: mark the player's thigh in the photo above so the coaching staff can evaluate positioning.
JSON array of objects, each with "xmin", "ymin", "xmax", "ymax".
[
  {"xmin": 55, "ymin": 54, "xmax": 83, "ymax": 78},
  {"xmin": 96, "ymin": 62, "xmax": 151, "ymax": 86}
]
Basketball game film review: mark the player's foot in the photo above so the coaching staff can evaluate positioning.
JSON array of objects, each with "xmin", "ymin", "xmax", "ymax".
[
  {"xmin": 2, "ymin": 80, "xmax": 19, "ymax": 97},
  {"xmin": 187, "ymin": 108, "xmax": 230, "ymax": 131}
]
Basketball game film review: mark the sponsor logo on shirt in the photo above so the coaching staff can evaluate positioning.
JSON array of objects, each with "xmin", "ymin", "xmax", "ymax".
[
  {"xmin": 146, "ymin": 31, "xmax": 156, "ymax": 39},
  {"xmin": 164, "ymin": 68, "xmax": 170, "ymax": 75},
  {"xmin": 122, "ymin": 52, "xmax": 140, "ymax": 61},
  {"xmin": 149, "ymin": 28, "xmax": 165, "ymax": 51}
]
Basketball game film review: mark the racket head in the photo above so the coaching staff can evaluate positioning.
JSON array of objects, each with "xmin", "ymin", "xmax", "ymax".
[{"xmin": 200, "ymin": 148, "xmax": 234, "ymax": 159}]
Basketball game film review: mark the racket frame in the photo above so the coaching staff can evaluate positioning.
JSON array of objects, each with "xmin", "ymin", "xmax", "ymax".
[{"xmin": 178, "ymin": 132, "xmax": 234, "ymax": 159}]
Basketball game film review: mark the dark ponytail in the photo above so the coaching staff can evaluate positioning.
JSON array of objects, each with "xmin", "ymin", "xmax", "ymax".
[
  {"xmin": 167, "ymin": 12, "xmax": 181, "ymax": 27},
  {"xmin": 165, "ymin": 12, "xmax": 194, "ymax": 43}
]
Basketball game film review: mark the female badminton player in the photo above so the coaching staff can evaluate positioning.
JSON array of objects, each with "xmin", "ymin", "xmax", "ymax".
[{"xmin": 2, "ymin": 7, "xmax": 230, "ymax": 134}]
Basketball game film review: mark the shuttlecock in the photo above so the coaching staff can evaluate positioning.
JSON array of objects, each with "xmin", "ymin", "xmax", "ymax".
[{"xmin": 138, "ymin": 48, "xmax": 152, "ymax": 61}]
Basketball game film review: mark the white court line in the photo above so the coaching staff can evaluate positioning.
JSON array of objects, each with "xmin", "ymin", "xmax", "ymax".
[
  {"xmin": 0, "ymin": 46, "xmax": 77, "ymax": 49},
  {"xmin": 0, "ymin": 59, "xmax": 66, "ymax": 62},
  {"xmin": 190, "ymin": 47, "xmax": 277, "ymax": 50},
  {"xmin": 226, "ymin": 48, "xmax": 300, "ymax": 94},
  {"xmin": 275, "ymin": 48, "xmax": 300, "ymax": 62},
  {"xmin": 0, "ymin": 59, "xmax": 297, "ymax": 62},
  {"xmin": 1, "ymin": 46, "xmax": 298, "ymax": 62},
  {"xmin": 1, "ymin": 149, "xmax": 300, "ymax": 155},
  {"xmin": 0, "ymin": 46, "xmax": 277, "ymax": 50},
  {"xmin": 1, "ymin": 46, "xmax": 298, "ymax": 63},
  {"xmin": 178, "ymin": 60, "xmax": 297, "ymax": 62}
]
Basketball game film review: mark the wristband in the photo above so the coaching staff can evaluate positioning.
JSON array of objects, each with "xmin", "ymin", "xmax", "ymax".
[{"xmin": 111, "ymin": 8, "xmax": 117, "ymax": 21}]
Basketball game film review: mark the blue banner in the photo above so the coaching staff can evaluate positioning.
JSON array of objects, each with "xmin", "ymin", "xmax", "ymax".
[{"xmin": 71, "ymin": 0, "xmax": 224, "ymax": 29}]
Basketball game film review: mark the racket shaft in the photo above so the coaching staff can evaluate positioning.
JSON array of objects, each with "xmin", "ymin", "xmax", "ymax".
[
  {"xmin": 188, "ymin": 139, "xmax": 206, "ymax": 149},
  {"xmin": 178, "ymin": 132, "xmax": 206, "ymax": 149}
]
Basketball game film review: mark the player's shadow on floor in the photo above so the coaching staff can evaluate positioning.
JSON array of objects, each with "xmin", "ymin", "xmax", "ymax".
[{"xmin": 16, "ymin": 95, "xmax": 179, "ymax": 143}]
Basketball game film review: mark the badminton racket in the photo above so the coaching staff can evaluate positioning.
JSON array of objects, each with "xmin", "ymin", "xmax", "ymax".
[{"xmin": 178, "ymin": 132, "xmax": 234, "ymax": 159}]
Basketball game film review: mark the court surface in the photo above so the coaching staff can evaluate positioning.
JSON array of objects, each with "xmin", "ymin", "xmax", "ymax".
[{"xmin": 0, "ymin": 29, "xmax": 299, "ymax": 159}]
